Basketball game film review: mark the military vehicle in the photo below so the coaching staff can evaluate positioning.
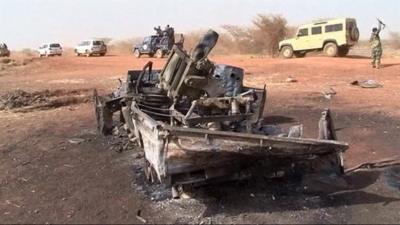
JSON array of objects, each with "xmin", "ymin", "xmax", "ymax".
[
  {"xmin": 0, "ymin": 43, "xmax": 10, "ymax": 57},
  {"xmin": 133, "ymin": 25, "xmax": 183, "ymax": 58},
  {"xmin": 94, "ymin": 30, "xmax": 349, "ymax": 198},
  {"xmin": 133, "ymin": 35, "xmax": 170, "ymax": 58},
  {"xmin": 279, "ymin": 18, "xmax": 359, "ymax": 58}
]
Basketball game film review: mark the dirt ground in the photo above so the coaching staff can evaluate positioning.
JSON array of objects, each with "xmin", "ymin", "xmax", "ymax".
[{"xmin": 0, "ymin": 52, "xmax": 400, "ymax": 224}]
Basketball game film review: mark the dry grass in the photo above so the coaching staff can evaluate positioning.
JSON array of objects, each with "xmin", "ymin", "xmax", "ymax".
[
  {"xmin": 388, "ymin": 32, "xmax": 400, "ymax": 50},
  {"xmin": 108, "ymin": 38, "xmax": 142, "ymax": 55},
  {"xmin": 220, "ymin": 14, "xmax": 294, "ymax": 56}
]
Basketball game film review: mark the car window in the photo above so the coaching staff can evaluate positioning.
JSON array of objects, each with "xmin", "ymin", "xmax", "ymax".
[
  {"xmin": 143, "ymin": 37, "xmax": 151, "ymax": 44},
  {"xmin": 93, "ymin": 41, "xmax": 103, "ymax": 46},
  {"xmin": 298, "ymin": 28, "xmax": 308, "ymax": 37},
  {"xmin": 151, "ymin": 38, "xmax": 158, "ymax": 45},
  {"xmin": 312, "ymin": 26, "xmax": 322, "ymax": 35},
  {"xmin": 50, "ymin": 43, "xmax": 61, "ymax": 48},
  {"xmin": 325, "ymin": 24, "xmax": 343, "ymax": 33},
  {"xmin": 44, "ymin": 45, "xmax": 48, "ymax": 48}
]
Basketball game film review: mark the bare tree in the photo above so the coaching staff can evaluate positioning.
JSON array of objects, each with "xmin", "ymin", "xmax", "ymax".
[
  {"xmin": 252, "ymin": 14, "xmax": 290, "ymax": 56},
  {"xmin": 221, "ymin": 25, "xmax": 253, "ymax": 53},
  {"xmin": 221, "ymin": 14, "xmax": 293, "ymax": 56}
]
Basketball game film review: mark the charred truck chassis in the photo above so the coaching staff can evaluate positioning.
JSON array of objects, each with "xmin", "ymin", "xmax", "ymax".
[{"xmin": 94, "ymin": 30, "xmax": 348, "ymax": 197}]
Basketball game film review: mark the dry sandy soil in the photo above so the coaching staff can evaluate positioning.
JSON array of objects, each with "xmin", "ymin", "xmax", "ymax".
[{"xmin": 0, "ymin": 52, "xmax": 400, "ymax": 224}]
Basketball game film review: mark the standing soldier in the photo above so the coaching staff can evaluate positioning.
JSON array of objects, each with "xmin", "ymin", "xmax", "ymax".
[
  {"xmin": 176, "ymin": 33, "xmax": 185, "ymax": 49},
  {"xmin": 154, "ymin": 26, "xmax": 162, "ymax": 37},
  {"xmin": 369, "ymin": 19, "xmax": 385, "ymax": 69}
]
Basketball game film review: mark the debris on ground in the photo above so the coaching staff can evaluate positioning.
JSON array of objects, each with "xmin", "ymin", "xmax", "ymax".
[
  {"xmin": 286, "ymin": 76, "xmax": 298, "ymax": 83},
  {"xmin": 105, "ymin": 125, "xmax": 136, "ymax": 152},
  {"xmin": 136, "ymin": 210, "xmax": 147, "ymax": 223},
  {"xmin": 68, "ymin": 138, "xmax": 85, "ymax": 144},
  {"xmin": 321, "ymin": 87, "xmax": 337, "ymax": 99},
  {"xmin": 345, "ymin": 155, "xmax": 400, "ymax": 174},
  {"xmin": 0, "ymin": 89, "xmax": 92, "ymax": 111},
  {"xmin": 351, "ymin": 80, "xmax": 383, "ymax": 88}
]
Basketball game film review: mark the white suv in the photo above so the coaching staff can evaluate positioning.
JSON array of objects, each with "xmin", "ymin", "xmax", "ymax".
[
  {"xmin": 38, "ymin": 43, "xmax": 63, "ymax": 57},
  {"xmin": 74, "ymin": 40, "xmax": 107, "ymax": 57}
]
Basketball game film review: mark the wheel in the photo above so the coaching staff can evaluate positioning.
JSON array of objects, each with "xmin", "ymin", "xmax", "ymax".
[
  {"xmin": 133, "ymin": 49, "xmax": 141, "ymax": 58},
  {"xmin": 323, "ymin": 43, "xmax": 338, "ymax": 57},
  {"xmin": 294, "ymin": 51, "xmax": 306, "ymax": 58},
  {"xmin": 350, "ymin": 27, "xmax": 360, "ymax": 42},
  {"xmin": 281, "ymin": 46, "xmax": 294, "ymax": 59},
  {"xmin": 338, "ymin": 47, "xmax": 350, "ymax": 57},
  {"xmin": 155, "ymin": 49, "xmax": 164, "ymax": 58},
  {"xmin": 99, "ymin": 53, "xmax": 106, "ymax": 56},
  {"xmin": 93, "ymin": 89, "xmax": 113, "ymax": 135}
]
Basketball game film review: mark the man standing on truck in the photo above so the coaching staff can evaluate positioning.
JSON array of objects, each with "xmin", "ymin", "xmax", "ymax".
[
  {"xmin": 154, "ymin": 26, "xmax": 162, "ymax": 37},
  {"xmin": 369, "ymin": 19, "xmax": 385, "ymax": 69}
]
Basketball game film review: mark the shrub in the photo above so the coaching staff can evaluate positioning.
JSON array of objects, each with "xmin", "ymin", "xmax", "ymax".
[{"xmin": 221, "ymin": 14, "xmax": 294, "ymax": 56}]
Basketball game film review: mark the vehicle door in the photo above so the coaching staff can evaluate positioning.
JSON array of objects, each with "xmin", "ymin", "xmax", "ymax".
[
  {"xmin": 76, "ymin": 42, "xmax": 84, "ymax": 53},
  {"xmin": 42, "ymin": 45, "xmax": 49, "ymax": 54},
  {"xmin": 293, "ymin": 28, "xmax": 310, "ymax": 51},
  {"xmin": 38, "ymin": 45, "xmax": 45, "ymax": 55},
  {"xmin": 82, "ymin": 41, "xmax": 90, "ymax": 53},
  {"xmin": 140, "ymin": 37, "xmax": 151, "ymax": 53},
  {"xmin": 308, "ymin": 26, "xmax": 324, "ymax": 49}
]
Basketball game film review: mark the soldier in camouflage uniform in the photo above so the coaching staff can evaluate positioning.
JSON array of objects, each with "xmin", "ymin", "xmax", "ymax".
[{"xmin": 369, "ymin": 21, "xmax": 384, "ymax": 69}]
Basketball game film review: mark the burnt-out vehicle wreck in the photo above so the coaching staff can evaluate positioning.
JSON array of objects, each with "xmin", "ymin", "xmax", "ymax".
[{"xmin": 94, "ymin": 30, "xmax": 349, "ymax": 198}]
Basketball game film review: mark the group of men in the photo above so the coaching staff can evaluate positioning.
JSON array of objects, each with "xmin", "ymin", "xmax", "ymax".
[
  {"xmin": 369, "ymin": 19, "xmax": 386, "ymax": 69},
  {"xmin": 153, "ymin": 25, "xmax": 185, "ymax": 50},
  {"xmin": 154, "ymin": 25, "xmax": 176, "ymax": 49}
]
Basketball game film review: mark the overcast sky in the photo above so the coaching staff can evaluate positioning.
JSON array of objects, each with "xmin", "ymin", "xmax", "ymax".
[{"xmin": 1, "ymin": 0, "xmax": 399, "ymax": 49}]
